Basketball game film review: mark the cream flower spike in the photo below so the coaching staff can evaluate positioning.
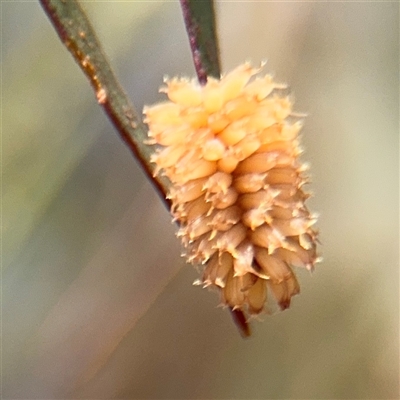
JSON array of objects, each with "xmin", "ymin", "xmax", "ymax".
[{"xmin": 144, "ymin": 63, "xmax": 319, "ymax": 324}]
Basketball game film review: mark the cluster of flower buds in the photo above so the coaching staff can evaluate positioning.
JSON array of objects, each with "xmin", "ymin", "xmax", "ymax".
[{"xmin": 144, "ymin": 63, "xmax": 319, "ymax": 321}]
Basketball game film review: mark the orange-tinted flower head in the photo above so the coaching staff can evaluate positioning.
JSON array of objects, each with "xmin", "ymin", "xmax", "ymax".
[{"xmin": 144, "ymin": 63, "xmax": 319, "ymax": 324}]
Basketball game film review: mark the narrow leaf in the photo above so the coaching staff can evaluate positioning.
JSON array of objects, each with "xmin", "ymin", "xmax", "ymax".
[{"xmin": 39, "ymin": 0, "xmax": 170, "ymax": 206}]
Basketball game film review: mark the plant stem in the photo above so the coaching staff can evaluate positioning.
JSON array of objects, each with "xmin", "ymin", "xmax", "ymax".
[
  {"xmin": 179, "ymin": 0, "xmax": 221, "ymax": 84},
  {"xmin": 39, "ymin": 0, "xmax": 170, "ymax": 208},
  {"xmin": 179, "ymin": 0, "xmax": 251, "ymax": 337}
]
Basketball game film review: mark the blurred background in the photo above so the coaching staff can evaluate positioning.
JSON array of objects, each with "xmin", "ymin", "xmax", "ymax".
[{"xmin": 3, "ymin": 1, "xmax": 399, "ymax": 399}]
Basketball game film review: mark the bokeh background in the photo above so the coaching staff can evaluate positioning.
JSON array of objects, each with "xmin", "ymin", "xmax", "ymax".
[{"xmin": 3, "ymin": 1, "xmax": 399, "ymax": 399}]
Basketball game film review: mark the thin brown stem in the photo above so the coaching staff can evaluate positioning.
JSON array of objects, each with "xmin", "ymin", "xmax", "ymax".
[{"xmin": 179, "ymin": 0, "xmax": 221, "ymax": 85}]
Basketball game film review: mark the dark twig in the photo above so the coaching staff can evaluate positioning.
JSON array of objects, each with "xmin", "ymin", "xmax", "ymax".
[
  {"xmin": 230, "ymin": 309, "xmax": 252, "ymax": 338},
  {"xmin": 179, "ymin": 0, "xmax": 250, "ymax": 337},
  {"xmin": 39, "ymin": 0, "xmax": 170, "ymax": 207},
  {"xmin": 179, "ymin": 0, "xmax": 221, "ymax": 84}
]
